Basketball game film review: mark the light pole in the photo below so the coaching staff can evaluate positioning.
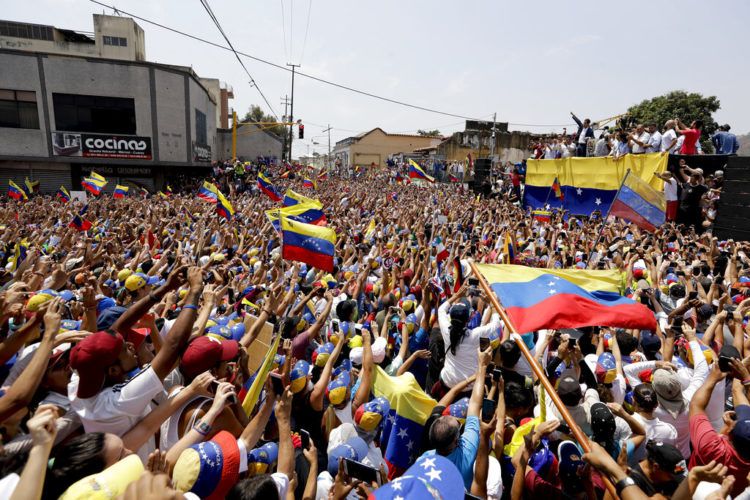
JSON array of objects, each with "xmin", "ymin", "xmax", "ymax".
[{"xmin": 286, "ymin": 63, "xmax": 300, "ymax": 161}]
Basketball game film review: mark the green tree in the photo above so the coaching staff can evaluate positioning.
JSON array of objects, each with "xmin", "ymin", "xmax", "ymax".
[
  {"xmin": 241, "ymin": 105, "xmax": 285, "ymax": 138},
  {"xmin": 626, "ymin": 91, "xmax": 721, "ymax": 153},
  {"xmin": 417, "ymin": 129, "xmax": 441, "ymax": 137}
]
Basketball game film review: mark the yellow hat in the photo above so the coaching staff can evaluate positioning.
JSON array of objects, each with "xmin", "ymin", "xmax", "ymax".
[
  {"xmin": 26, "ymin": 291, "xmax": 56, "ymax": 312},
  {"xmin": 211, "ymin": 252, "xmax": 225, "ymax": 262},
  {"xmin": 248, "ymin": 248, "xmax": 260, "ymax": 257},
  {"xmin": 59, "ymin": 455, "xmax": 144, "ymax": 500},
  {"xmin": 124, "ymin": 274, "xmax": 146, "ymax": 291},
  {"xmin": 117, "ymin": 269, "xmax": 132, "ymax": 282},
  {"xmin": 348, "ymin": 335, "xmax": 363, "ymax": 349}
]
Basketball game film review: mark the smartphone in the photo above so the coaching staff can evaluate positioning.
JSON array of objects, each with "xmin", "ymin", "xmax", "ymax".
[
  {"xmin": 354, "ymin": 326, "xmax": 362, "ymax": 337},
  {"xmin": 688, "ymin": 291, "xmax": 699, "ymax": 301},
  {"xmin": 671, "ymin": 316, "xmax": 684, "ymax": 334},
  {"xmin": 331, "ymin": 320, "xmax": 340, "ymax": 333},
  {"xmin": 479, "ymin": 337, "xmax": 491, "ymax": 351},
  {"xmin": 719, "ymin": 355, "xmax": 733, "ymax": 373},
  {"xmin": 269, "ymin": 372, "xmax": 285, "ymax": 395},
  {"xmin": 298, "ymin": 429, "xmax": 311, "ymax": 450},
  {"xmin": 568, "ymin": 337, "xmax": 577, "ymax": 348},
  {"xmin": 208, "ymin": 380, "xmax": 220, "ymax": 395},
  {"xmin": 343, "ymin": 458, "xmax": 380, "ymax": 485},
  {"xmin": 468, "ymin": 277, "xmax": 479, "ymax": 287},
  {"xmin": 492, "ymin": 368, "xmax": 503, "ymax": 382},
  {"xmin": 481, "ymin": 398, "xmax": 496, "ymax": 423}
]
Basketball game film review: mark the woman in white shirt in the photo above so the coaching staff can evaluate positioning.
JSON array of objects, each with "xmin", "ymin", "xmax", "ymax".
[{"xmin": 435, "ymin": 288, "xmax": 501, "ymax": 397}]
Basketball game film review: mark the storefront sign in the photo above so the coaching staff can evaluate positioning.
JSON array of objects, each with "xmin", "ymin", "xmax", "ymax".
[
  {"xmin": 51, "ymin": 132, "xmax": 152, "ymax": 160},
  {"xmin": 193, "ymin": 142, "xmax": 212, "ymax": 162}
]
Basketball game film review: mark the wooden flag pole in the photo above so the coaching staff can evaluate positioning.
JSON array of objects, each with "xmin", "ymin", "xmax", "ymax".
[{"xmin": 468, "ymin": 260, "xmax": 618, "ymax": 499}]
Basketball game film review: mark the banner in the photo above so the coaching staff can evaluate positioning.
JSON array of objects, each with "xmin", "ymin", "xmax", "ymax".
[
  {"xmin": 523, "ymin": 153, "xmax": 667, "ymax": 215},
  {"xmin": 51, "ymin": 132, "xmax": 152, "ymax": 160}
]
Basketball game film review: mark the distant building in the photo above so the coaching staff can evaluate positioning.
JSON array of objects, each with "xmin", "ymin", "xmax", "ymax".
[
  {"xmin": 215, "ymin": 122, "xmax": 283, "ymax": 163},
  {"xmin": 333, "ymin": 128, "xmax": 442, "ymax": 168},
  {"xmin": 0, "ymin": 14, "xmax": 237, "ymax": 192}
]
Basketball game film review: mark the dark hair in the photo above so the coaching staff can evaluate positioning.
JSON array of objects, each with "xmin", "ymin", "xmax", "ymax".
[
  {"xmin": 596, "ymin": 384, "xmax": 614, "ymax": 403},
  {"xmin": 499, "ymin": 340, "xmax": 521, "ymax": 367},
  {"xmin": 504, "ymin": 382, "xmax": 534, "ymax": 410},
  {"xmin": 43, "ymin": 433, "xmax": 106, "ymax": 500},
  {"xmin": 634, "ymin": 383, "xmax": 658, "ymax": 412},
  {"xmin": 693, "ymin": 119, "xmax": 704, "ymax": 129},
  {"xmin": 616, "ymin": 331, "xmax": 638, "ymax": 355},
  {"xmin": 448, "ymin": 317, "xmax": 468, "ymax": 356},
  {"xmin": 227, "ymin": 475, "xmax": 281, "ymax": 500},
  {"xmin": 280, "ymin": 316, "xmax": 302, "ymax": 339},
  {"xmin": 429, "ymin": 416, "xmax": 460, "ymax": 455}
]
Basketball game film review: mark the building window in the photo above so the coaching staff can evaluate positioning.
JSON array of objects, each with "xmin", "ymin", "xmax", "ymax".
[
  {"xmin": 103, "ymin": 36, "xmax": 127, "ymax": 47},
  {"xmin": 0, "ymin": 89, "xmax": 40, "ymax": 129},
  {"xmin": 195, "ymin": 109, "xmax": 207, "ymax": 145},
  {"xmin": 53, "ymin": 93, "xmax": 136, "ymax": 135},
  {"xmin": 0, "ymin": 21, "xmax": 53, "ymax": 41}
]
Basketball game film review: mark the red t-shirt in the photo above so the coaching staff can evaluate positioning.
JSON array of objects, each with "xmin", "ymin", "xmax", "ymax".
[
  {"xmin": 679, "ymin": 128, "xmax": 701, "ymax": 155},
  {"xmin": 689, "ymin": 414, "xmax": 750, "ymax": 496}
]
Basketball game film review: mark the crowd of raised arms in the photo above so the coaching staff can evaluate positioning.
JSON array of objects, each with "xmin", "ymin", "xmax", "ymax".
[{"xmin": 0, "ymin": 158, "xmax": 749, "ymax": 500}]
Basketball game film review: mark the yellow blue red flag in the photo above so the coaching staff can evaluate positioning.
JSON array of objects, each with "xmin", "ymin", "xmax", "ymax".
[{"xmin": 281, "ymin": 216, "xmax": 336, "ymax": 272}]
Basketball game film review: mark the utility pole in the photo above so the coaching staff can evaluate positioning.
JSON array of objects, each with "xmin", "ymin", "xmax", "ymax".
[
  {"xmin": 489, "ymin": 112, "xmax": 497, "ymax": 160},
  {"xmin": 231, "ymin": 111, "xmax": 237, "ymax": 160},
  {"xmin": 286, "ymin": 63, "xmax": 300, "ymax": 162},
  {"xmin": 322, "ymin": 124, "xmax": 332, "ymax": 170},
  {"xmin": 280, "ymin": 95, "xmax": 290, "ymax": 162}
]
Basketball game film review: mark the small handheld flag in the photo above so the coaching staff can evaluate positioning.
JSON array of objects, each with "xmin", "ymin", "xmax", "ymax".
[
  {"xmin": 503, "ymin": 233, "xmax": 515, "ymax": 264},
  {"xmin": 113, "ymin": 185, "xmax": 129, "ymax": 199},
  {"xmin": 81, "ymin": 171, "xmax": 107, "ymax": 196},
  {"xmin": 283, "ymin": 189, "xmax": 322, "ymax": 208},
  {"xmin": 69, "ymin": 214, "xmax": 92, "ymax": 232},
  {"xmin": 24, "ymin": 177, "xmax": 39, "ymax": 196},
  {"xmin": 408, "ymin": 159, "xmax": 435, "ymax": 183},
  {"xmin": 257, "ymin": 173, "xmax": 282, "ymax": 202},
  {"xmin": 532, "ymin": 209, "xmax": 552, "ymax": 223},
  {"xmin": 609, "ymin": 170, "xmax": 666, "ymax": 232},
  {"xmin": 56, "ymin": 186, "xmax": 70, "ymax": 203},
  {"xmin": 302, "ymin": 177, "xmax": 317, "ymax": 190},
  {"xmin": 197, "ymin": 181, "xmax": 219, "ymax": 203},
  {"xmin": 552, "ymin": 177, "xmax": 564, "ymax": 200},
  {"xmin": 8, "ymin": 180, "xmax": 27, "ymax": 201},
  {"xmin": 281, "ymin": 216, "xmax": 336, "ymax": 272},
  {"xmin": 317, "ymin": 170, "xmax": 328, "ymax": 181},
  {"xmin": 216, "ymin": 190, "xmax": 235, "ymax": 220}
]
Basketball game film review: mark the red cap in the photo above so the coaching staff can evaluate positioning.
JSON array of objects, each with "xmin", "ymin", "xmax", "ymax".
[
  {"xmin": 181, "ymin": 336, "xmax": 239, "ymax": 379},
  {"xmin": 70, "ymin": 331, "xmax": 124, "ymax": 398},
  {"xmin": 400, "ymin": 269, "xmax": 414, "ymax": 280}
]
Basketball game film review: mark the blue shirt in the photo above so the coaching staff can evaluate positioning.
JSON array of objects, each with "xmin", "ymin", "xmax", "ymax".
[
  {"xmin": 712, "ymin": 131, "xmax": 739, "ymax": 155},
  {"xmin": 423, "ymin": 415, "xmax": 480, "ymax": 489}
]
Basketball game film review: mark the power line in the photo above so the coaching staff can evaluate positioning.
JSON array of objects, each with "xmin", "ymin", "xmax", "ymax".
[
  {"xmin": 89, "ymin": 0, "xmax": 482, "ymax": 121},
  {"xmin": 298, "ymin": 0, "xmax": 313, "ymax": 64},
  {"xmin": 279, "ymin": 0, "xmax": 288, "ymax": 63},
  {"xmin": 197, "ymin": 0, "xmax": 278, "ymax": 118}
]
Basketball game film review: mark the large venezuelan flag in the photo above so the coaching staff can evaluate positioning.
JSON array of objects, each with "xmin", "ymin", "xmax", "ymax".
[
  {"xmin": 372, "ymin": 366, "xmax": 437, "ymax": 478},
  {"xmin": 408, "ymin": 159, "xmax": 435, "ymax": 183},
  {"xmin": 281, "ymin": 216, "xmax": 336, "ymax": 272},
  {"xmin": 283, "ymin": 189, "xmax": 323, "ymax": 208},
  {"xmin": 609, "ymin": 171, "xmax": 666, "ymax": 232},
  {"xmin": 524, "ymin": 153, "xmax": 667, "ymax": 215},
  {"xmin": 265, "ymin": 202, "xmax": 326, "ymax": 230},
  {"xmin": 476, "ymin": 264, "xmax": 655, "ymax": 332},
  {"xmin": 257, "ymin": 173, "xmax": 282, "ymax": 202}
]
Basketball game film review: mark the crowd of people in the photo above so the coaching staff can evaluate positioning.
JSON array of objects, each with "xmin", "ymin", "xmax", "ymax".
[{"xmin": 0, "ymin": 157, "xmax": 748, "ymax": 500}]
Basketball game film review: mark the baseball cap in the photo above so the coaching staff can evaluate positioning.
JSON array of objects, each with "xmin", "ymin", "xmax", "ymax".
[
  {"xmin": 124, "ymin": 273, "xmax": 159, "ymax": 292},
  {"xmin": 172, "ymin": 430, "xmax": 241, "ymax": 499},
  {"xmin": 449, "ymin": 300, "xmax": 470, "ymax": 322},
  {"xmin": 652, "ymin": 369, "xmax": 686, "ymax": 418},
  {"xmin": 369, "ymin": 455, "xmax": 464, "ymax": 500},
  {"xmin": 354, "ymin": 396, "xmax": 390, "ymax": 432},
  {"xmin": 640, "ymin": 332, "xmax": 661, "ymax": 354},
  {"xmin": 557, "ymin": 440, "xmax": 585, "ymax": 485},
  {"xmin": 595, "ymin": 352, "xmax": 617, "ymax": 384},
  {"xmin": 731, "ymin": 405, "xmax": 750, "ymax": 460},
  {"xmin": 645, "ymin": 440, "xmax": 687, "ymax": 479},
  {"xmin": 59, "ymin": 454, "xmax": 143, "ymax": 500},
  {"xmin": 312, "ymin": 342, "xmax": 335, "ymax": 367},
  {"xmin": 26, "ymin": 289, "xmax": 58, "ymax": 312},
  {"xmin": 247, "ymin": 442, "xmax": 279, "ymax": 475},
  {"xmin": 96, "ymin": 305, "xmax": 127, "ymax": 331},
  {"xmin": 590, "ymin": 402, "xmax": 616, "ymax": 442},
  {"xmin": 441, "ymin": 397, "xmax": 469, "ymax": 424},
  {"xmin": 557, "ymin": 376, "xmax": 582, "ymax": 406},
  {"xmin": 290, "ymin": 360, "xmax": 311, "ymax": 393},
  {"xmin": 326, "ymin": 371, "xmax": 350, "ymax": 406},
  {"xmin": 180, "ymin": 336, "xmax": 239, "ymax": 380},
  {"xmin": 69, "ymin": 331, "xmax": 124, "ymax": 398},
  {"xmin": 327, "ymin": 436, "xmax": 368, "ymax": 476}
]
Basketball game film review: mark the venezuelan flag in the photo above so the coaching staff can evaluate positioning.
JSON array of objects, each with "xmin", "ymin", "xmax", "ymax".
[
  {"xmin": 395, "ymin": 171, "xmax": 404, "ymax": 184},
  {"xmin": 81, "ymin": 171, "xmax": 108, "ymax": 196},
  {"xmin": 524, "ymin": 153, "xmax": 667, "ymax": 215},
  {"xmin": 408, "ymin": 159, "xmax": 435, "ymax": 183},
  {"xmin": 69, "ymin": 214, "xmax": 92, "ymax": 232},
  {"xmin": 503, "ymin": 233, "xmax": 515, "ymax": 264},
  {"xmin": 372, "ymin": 366, "xmax": 437, "ymax": 477},
  {"xmin": 552, "ymin": 177, "xmax": 563, "ymax": 200},
  {"xmin": 283, "ymin": 189, "xmax": 322, "ymax": 208},
  {"xmin": 476, "ymin": 264, "xmax": 655, "ymax": 332},
  {"xmin": 10, "ymin": 239, "xmax": 29, "ymax": 272},
  {"xmin": 24, "ymin": 177, "xmax": 39, "ymax": 195},
  {"xmin": 166, "ymin": 184, "xmax": 173, "ymax": 195},
  {"xmin": 609, "ymin": 171, "xmax": 666, "ymax": 232},
  {"xmin": 257, "ymin": 173, "xmax": 282, "ymax": 202},
  {"xmin": 265, "ymin": 202, "xmax": 327, "ymax": 231},
  {"xmin": 302, "ymin": 177, "xmax": 317, "ymax": 189},
  {"xmin": 317, "ymin": 170, "xmax": 328, "ymax": 181},
  {"xmin": 280, "ymin": 216, "xmax": 336, "ymax": 272},
  {"xmin": 8, "ymin": 180, "xmax": 27, "ymax": 201},
  {"xmin": 279, "ymin": 169, "xmax": 290, "ymax": 179},
  {"xmin": 197, "ymin": 181, "xmax": 219, "ymax": 203},
  {"xmin": 56, "ymin": 186, "xmax": 70, "ymax": 203},
  {"xmin": 113, "ymin": 185, "xmax": 129, "ymax": 199},
  {"xmin": 216, "ymin": 191, "xmax": 235, "ymax": 220},
  {"xmin": 364, "ymin": 218, "xmax": 376, "ymax": 240},
  {"xmin": 241, "ymin": 334, "xmax": 281, "ymax": 416},
  {"xmin": 532, "ymin": 209, "xmax": 552, "ymax": 223}
]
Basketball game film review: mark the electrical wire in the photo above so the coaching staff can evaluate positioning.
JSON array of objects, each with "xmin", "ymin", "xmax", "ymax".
[
  {"xmin": 197, "ymin": 0, "xmax": 278, "ymax": 118},
  {"xmin": 298, "ymin": 0, "xmax": 312, "ymax": 64},
  {"xmin": 289, "ymin": 0, "xmax": 294, "ymax": 60},
  {"xmin": 279, "ymin": 0, "xmax": 288, "ymax": 63}
]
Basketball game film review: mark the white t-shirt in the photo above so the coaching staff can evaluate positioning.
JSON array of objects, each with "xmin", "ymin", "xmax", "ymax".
[
  {"xmin": 663, "ymin": 178, "xmax": 678, "ymax": 201},
  {"xmin": 631, "ymin": 413, "xmax": 678, "ymax": 462},
  {"xmin": 68, "ymin": 366, "xmax": 166, "ymax": 461},
  {"xmin": 437, "ymin": 301, "xmax": 500, "ymax": 387},
  {"xmin": 631, "ymin": 132, "xmax": 651, "ymax": 154},
  {"xmin": 648, "ymin": 131, "xmax": 662, "ymax": 152},
  {"xmin": 661, "ymin": 129, "xmax": 677, "ymax": 152}
]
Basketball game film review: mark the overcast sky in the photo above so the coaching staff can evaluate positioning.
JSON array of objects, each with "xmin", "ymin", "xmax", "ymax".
[{"xmin": 6, "ymin": 0, "xmax": 749, "ymax": 157}]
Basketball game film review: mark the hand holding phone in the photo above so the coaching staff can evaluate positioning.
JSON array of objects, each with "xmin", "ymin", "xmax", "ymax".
[
  {"xmin": 481, "ymin": 398, "xmax": 497, "ymax": 423},
  {"xmin": 343, "ymin": 458, "xmax": 381, "ymax": 485}
]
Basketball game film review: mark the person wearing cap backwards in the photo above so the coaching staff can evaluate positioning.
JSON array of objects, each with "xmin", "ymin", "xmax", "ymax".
[
  {"xmin": 67, "ymin": 265, "xmax": 202, "ymax": 460},
  {"xmin": 434, "ymin": 284, "xmax": 500, "ymax": 398},
  {"xmin": 689, "ymin": 356, "xmax": 750, "ymax": 496}
]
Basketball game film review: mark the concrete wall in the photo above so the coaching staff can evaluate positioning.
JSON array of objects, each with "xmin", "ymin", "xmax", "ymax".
[
  {"xmin": 0, "ymin": 52, "xmax": 47, "ymax": 156},
  {"xmin": 343, "ymin": 129, "xmax": 441, "ymax": 167},
  {"xmin": 216, "ymin": 125, "xmax": 283, "ymax": 161},
  {"xmin": 154, "ymin": 70, "xmax": 188, "ymax": 163},
  {"xmin": 188, "ymin": 76, "xmax": 216, "ymax": 163},
  {"xmin": 93, "ymin": 15, "xmax": 145, "ymax": 62}
]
